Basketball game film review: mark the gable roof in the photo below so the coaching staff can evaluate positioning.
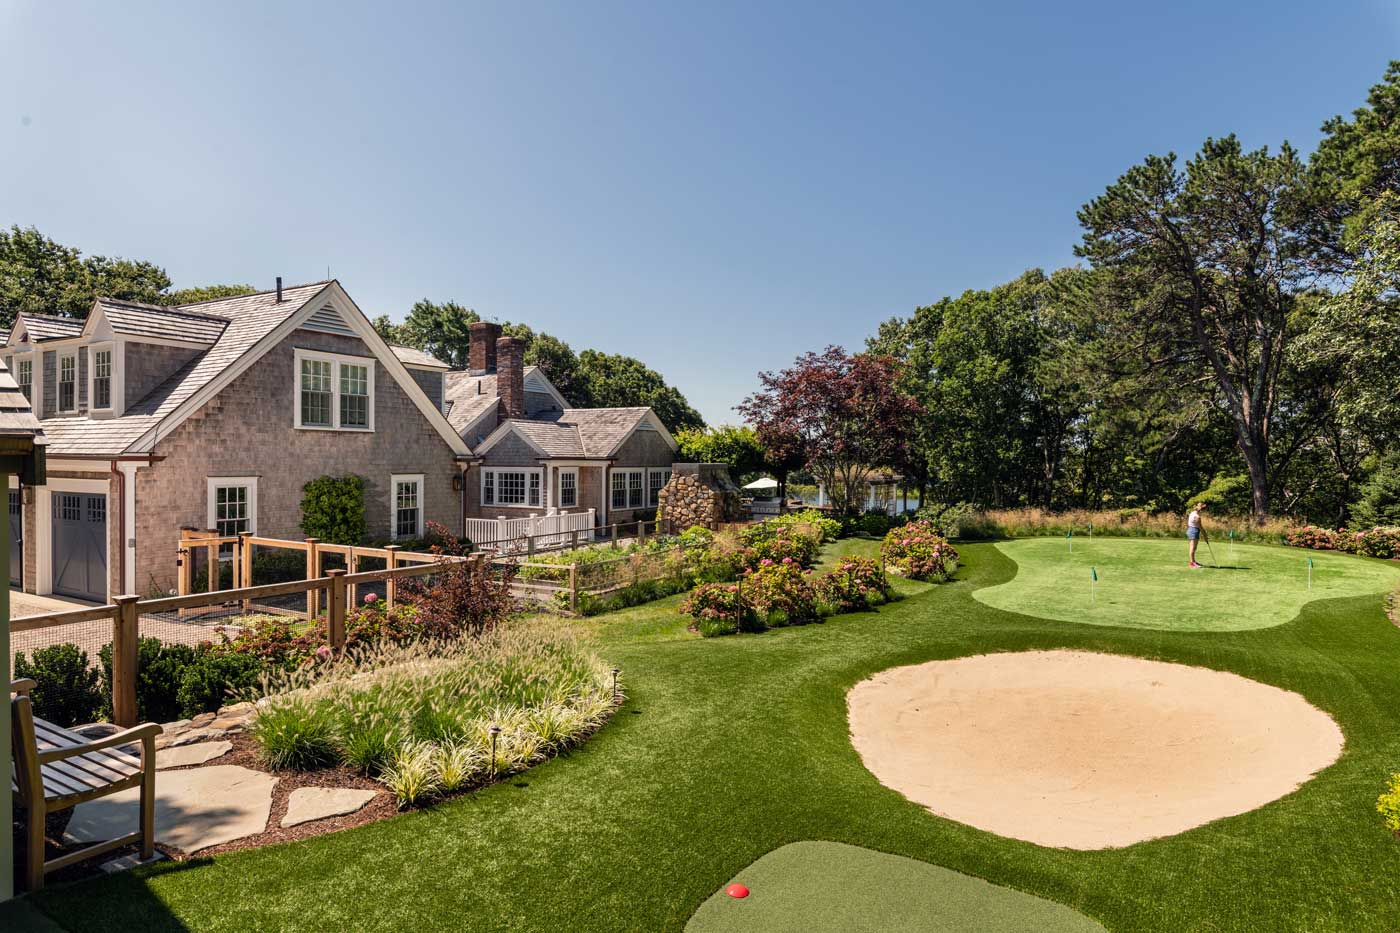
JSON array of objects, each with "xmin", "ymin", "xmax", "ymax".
[
  {"xmin": 33, "ymin": 281, "xmax": 472, "ymax": 459},
  {"xmin": 14, "ymin": 313, "xmax": 84, "ymax": 342},
  {"xmin": 391, "ymin": 345, "xmax": 450, "ymax": 369},
  {"xmin": 89, "ymin": 298, "xmax": 228, "ymax": 345},
  {"xmin": 0, "ymin": 358, "xmax": 44, "ymax": 442},
  {"xmin": 476, "ymin": 406, "xmax": 677, "ymax": 461}
]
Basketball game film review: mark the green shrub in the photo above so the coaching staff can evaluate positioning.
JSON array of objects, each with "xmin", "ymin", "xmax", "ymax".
[
  {"xmin": 769, "ymin": 509, "xmax": 840, "ymax": 543},
  {"xmin": 13, "ymin": 644, "xmax": 103, "ymax": 725},
  {"xmin": 300, "ymin": 474, "xmax": 367, "ymax": 545},
  {"xmin": 99, "ymin": 638, "xmax": 199, "ymax": 723},
  {"xmin": 1189, "ymin": 474, "xmax": 1253, "ymax": 516},
  {"xmin": 1352, "ymin": 452, "xmax": 1400, "ymax": 527},
  {"xmin": 176, "ymin": 651, "xmax": 264, "ymax": 718},
  {"xmin": 1379, "ymin": 773, "xmax": 1400, "ymax": 833},
  {"xmin": 913, "ymin": 501, "xmax": 977, "ymax": 538},
  {"xmin": 858, "ymin": 510, "xmax": 894, "ymax": 537}
]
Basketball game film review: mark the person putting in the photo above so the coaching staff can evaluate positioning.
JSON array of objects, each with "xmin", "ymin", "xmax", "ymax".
[{"xmin": 1187, "ymin": 502, "xmax": 1205, "ymax": 568}]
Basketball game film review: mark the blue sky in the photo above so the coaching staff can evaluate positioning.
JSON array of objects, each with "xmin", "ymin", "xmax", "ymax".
[{"xmin": 2, "ymin": 1, "xmax": 1397, "ymax": 424}]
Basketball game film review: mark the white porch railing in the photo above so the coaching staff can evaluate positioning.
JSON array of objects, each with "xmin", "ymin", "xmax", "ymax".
[{"xmin": 465, "ymin": 509, "xmax": 596, "ymax": 552}]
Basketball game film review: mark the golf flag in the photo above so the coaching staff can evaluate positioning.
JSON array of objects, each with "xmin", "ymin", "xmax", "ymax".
[
  {"xmin": 1090, "ymin": 565, "xmax": 1097, "ymax": 604},
  {"xmin": 1067, "ymin": 529, "xmax": 1073, "ymax": 553},
  {"xmin": 1307, "ymin": 556, "xmax": 1314, "ymax": 590},
  {"xmin": 1092, "ymin": 566, "xmax": 1098, "ymax": 581}
]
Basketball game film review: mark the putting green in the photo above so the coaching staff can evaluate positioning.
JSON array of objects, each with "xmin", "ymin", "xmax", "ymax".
[
  {"xmin": 686, "ymin": 841, "xmax": 1105, "ymax": 932},
  {"xmin": 973, "ymin": 537, "xmax": 1400, "ymax": 631}
]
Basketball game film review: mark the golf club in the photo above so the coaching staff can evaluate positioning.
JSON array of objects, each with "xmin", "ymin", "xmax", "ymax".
[{"xmin": 1201, "ymin": 526, "xmax": 1219, "ymax": 568}]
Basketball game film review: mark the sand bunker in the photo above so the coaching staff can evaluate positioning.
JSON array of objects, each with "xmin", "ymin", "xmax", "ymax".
[{"xmin": 848, "ymin": 650, "xmax": 1343, "ymax": 849}]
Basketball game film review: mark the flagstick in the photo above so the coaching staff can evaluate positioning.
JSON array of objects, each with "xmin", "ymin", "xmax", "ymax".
[{"xmin": 1307, "ymin": 557, "xmax": 1313, "ymax": 591}]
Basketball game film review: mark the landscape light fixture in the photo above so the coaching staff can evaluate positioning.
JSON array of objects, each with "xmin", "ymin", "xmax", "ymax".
[
  {"xmin": 489, "ymin": 724, "xmax": 502, "ymax": 778},
  {"xmin": 611, "ymin": 668, "xmax": 621, "ymax": 701}
]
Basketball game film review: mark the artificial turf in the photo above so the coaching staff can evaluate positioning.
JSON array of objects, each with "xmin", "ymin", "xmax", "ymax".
[
  {"xmin": 11, "ymin": 539, "xmax": 1400, "ymax": 931},
  {"xmin": 685, "ymin": 841, "xmax": 1106, "ymax": 932},
  {"xmin": 974, "ymin": 537, "xmax": 1400, "ymax": 631}
]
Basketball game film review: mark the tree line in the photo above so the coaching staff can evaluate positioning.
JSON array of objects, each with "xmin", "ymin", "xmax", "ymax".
[
  {"xmin": 744, "ymin": 62, "xmax": 1400, "ymax": 524},
  {"xmin": 373, "ymin": 300, "xmax": 704, "ymax": 431},
  {"xmin": 0, "ymin": 232, "xmax": 705, "ymax": 432}
]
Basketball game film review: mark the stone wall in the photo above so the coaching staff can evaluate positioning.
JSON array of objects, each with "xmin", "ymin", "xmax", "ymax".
[{"xmin": 657, "ymin": 463, "xmax": 744, "ymax": 530}]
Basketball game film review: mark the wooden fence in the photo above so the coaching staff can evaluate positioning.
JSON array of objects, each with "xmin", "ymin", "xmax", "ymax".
[
  {"xmin": 464, "ymin": 509, "xmax": 596, "ymax": 553},
  {"xmin": 13, "ymin": 557, "xmax": 465, "ymax": 728}
]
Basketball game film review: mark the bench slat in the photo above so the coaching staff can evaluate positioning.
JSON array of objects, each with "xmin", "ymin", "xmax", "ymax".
[{"xmin": 27, "ymin": 718, "xmax": 145, "ymax": 801}]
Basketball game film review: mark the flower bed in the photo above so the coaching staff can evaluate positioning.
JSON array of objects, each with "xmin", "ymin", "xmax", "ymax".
[
  {"xmin": 682, "ymin": 552, "xmax": 898, "ymax": 638},
  {"xmin": 881, "ymin": 520, "xmax": 960, "ymax": 581},
  {"xmin": 248, "ymin": 621, "xmax": 617, "ymax": 807}
]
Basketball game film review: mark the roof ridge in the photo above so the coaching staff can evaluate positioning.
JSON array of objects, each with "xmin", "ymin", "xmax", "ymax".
[
  {"xmin": 18, "ymin": 311, "xmax": 83, "ymax": 324},
  {"xmin": 173, "ymin": 279, "xmax": 334, "ymax": 309},
  {"xmin": 98, "ymin": 297, "xmax": 232, "ymax": 324}
]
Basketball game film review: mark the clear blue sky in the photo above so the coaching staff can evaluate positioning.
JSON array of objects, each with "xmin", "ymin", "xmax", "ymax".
[{"xmin": 2, "ymin": 2, "xmax": 1397, "ymax": 424}]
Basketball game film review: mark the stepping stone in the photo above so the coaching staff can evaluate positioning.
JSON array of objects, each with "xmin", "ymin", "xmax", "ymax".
[
  {"xmin": 100, "ymin": 850, "xmax": 166, "ymax": 874},
  {"xmin": 281, "ymin": 787, "xmax": 378, "ymax": 828},
  {"xmin": 66, "ymin": 765, "xmax": 276, "ymax": 853},
  {"xmin": 156, "ymin": 740, "xmax": 232, "ymax": 769},
  {"xmin": 167, "ymin": 728, "xmax": 224, "ymax": 747}
]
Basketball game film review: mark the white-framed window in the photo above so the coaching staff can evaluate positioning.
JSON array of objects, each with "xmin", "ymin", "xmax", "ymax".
[
  {"xmin": 482, "ymin": 468, "xmax": 542, "ymax": 508},
  {"xmin": 207, "ymin": 477, "xmax": 258, "ymax": 538},
  {"xmin": 648, "ymin": 468, "xmax": 671, "ymax": 507},
  {"xmin": 90, "ymin": 345, "xmax": 113, "ymax": 410},
  {"xmin": 15, "ymin": 356, "xmax": 32, "ymax": 402},
  {"xmin": 58, "ymin": 351, "xmax": 77, "ymax": 412},
  {"xmin": 391, "ymin": 473, "xmax": 424, "ymax": 540},
  {"xmin": 559, "ymin": 468, "xmax": 578, "ymax": 508},
  {"xmin": 294, "ymin": 348, "xmax": 375, "ymax": 431},
  {"xmin": 611, "ymin": 469, "xmax": 646, "ymax": 510}
]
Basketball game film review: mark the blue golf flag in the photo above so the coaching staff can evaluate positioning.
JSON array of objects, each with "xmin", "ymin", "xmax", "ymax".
[
  {"xmin": 1091, "ymin": 566, "xmax": 1098, "ymax": 582},
  {"xmin": 1308, "ymin": 557, "xmax": 1314, "ymax": 569}
]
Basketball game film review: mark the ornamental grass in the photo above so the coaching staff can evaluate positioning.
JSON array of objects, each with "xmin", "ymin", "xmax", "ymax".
[{"xmin": 248, "ymin": 621, "xmax": 617, "ymax": 807}]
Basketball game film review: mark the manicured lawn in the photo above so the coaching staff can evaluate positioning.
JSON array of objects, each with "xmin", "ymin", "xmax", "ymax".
[
  {"xmin": 686, "ymin": 841, "xmax": 1106, "ymax": 932},
  {"xmin": 12, "ymin": 539, "xmax": 1400, "ymax": 931},
  {"xmin": 974, "ymin": 537, "xmax": 1400, "ymax": 631}
]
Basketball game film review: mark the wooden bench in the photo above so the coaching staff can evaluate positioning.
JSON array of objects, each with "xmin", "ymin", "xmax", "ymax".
[{"xmin": 9, "ymin": 679, "xmax": 162, "ymax": 890}]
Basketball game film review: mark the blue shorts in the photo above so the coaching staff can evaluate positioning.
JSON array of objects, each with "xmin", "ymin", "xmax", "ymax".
[{"xmin": 1187, "ymin": 527, "xmax": 1200, "ymax": 541}]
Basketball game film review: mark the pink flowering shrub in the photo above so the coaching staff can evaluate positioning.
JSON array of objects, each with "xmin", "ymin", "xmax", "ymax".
[
  {"xmin": 881, "ymin": 520, "xmax": 959, "ymax": 581},
  {"xmin": 814, "ymin": 556, "xmax": 893, "ymax": 612},
  {"xmin": 1286, "ymin": 525, "xmax": 1338, "ymax": 550},
  {"xmin": 680, "ymin": 582, "xmax": 748, "ymax": 637},
  {"xmin": 739, "ymin": 522, "xmax": 821, "ymax": 570},
  {"xmin": 1288, "ymin": 524, "xmax": 1400, "ymax": 559},
  {"xmin": 741, "ymin": 562, "xmax": 819, "ymax": 627}
]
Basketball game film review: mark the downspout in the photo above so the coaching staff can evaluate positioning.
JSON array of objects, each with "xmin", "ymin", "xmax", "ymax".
[{"xmin": 459, "ymin": 463, "xmax": 467, "ymax": 540}]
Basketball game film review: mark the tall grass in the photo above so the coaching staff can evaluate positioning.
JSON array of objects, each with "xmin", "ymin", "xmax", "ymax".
[
  {"xmin": 248, "ymin": 621, "xmax": 617, "ymax": 806},
  {"xmin": 958, "ymin": 507, "xmax": 1299, "ymax": 544}
]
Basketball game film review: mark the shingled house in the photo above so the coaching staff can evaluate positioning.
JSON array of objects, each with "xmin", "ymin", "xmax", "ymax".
[
  {"xmin": 445, "ymin": 322, "xmax": 678, "ymax": 528},
  {"xmin": 1, "ymin": 281, "xmax": 470, "ymax": 602}
]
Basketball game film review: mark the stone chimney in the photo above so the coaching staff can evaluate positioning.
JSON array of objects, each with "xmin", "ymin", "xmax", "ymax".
[
  {"xmin": 497, "ymin": 335, "xmax": 525, "ymax": 419},
  {"xmin": 468, "ymin": 321, "xmax": 502, "ymax": 374}
]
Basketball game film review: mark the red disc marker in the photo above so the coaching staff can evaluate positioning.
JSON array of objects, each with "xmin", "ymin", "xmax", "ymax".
[{"xmin": 726, "ymin": 884, "xmax": 749, "ymax": 899}]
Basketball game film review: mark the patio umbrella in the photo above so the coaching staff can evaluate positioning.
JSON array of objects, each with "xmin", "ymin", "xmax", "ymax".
[{"xmin": 742, "ymin": 477, "xmax": 780, "ymax": 491}]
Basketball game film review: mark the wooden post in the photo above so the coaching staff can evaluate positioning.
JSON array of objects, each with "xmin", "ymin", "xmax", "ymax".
[
  {"xmin": 305, "ymin": 537, "xmax": 320, "ymax": 618},
  {"xmin": 570, "ymin": 529, "xmax": 579, "ymax": 552},
  {"xmin": 112, "ymin": 596, "xmax": 140, "ymax": 727},
  {"xmin": 528, "ymin": 534, "xmax": 536, "ymax": 557},
  {"xmin": 638, "ymin": 520, "xmax": 647, "ymax": 544},
  {"xmin": 229, "ymin": 534, "xmax": 241, "ymax": 595},
  {"xmin": 569, "ymin": 563, "xmax": 578, "ymax": 615},
  {"xmin": 326, "ymin": 569, "xmax": 347, "ymax": 650},
  {"xmin": 347, "ymin": 547, "xmax": 358, "ymax": 608},
  {"xmin": 206, "ymin": 540, "xmax": 218, "ymax": 594},
  {"xmin": 385, "ymin": 545, "xmax": 400, "ymax": 608},
  {"xmin": 610, "ymin": 523, "xmax": 618, "ymax": 549},
  {"xmin": 239, "ymin": 532, "xmax": 254, "ymax": 610}
]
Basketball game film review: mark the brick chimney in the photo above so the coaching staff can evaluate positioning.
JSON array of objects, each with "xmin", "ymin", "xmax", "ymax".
[
  {"xmin": 468, "ymin": 321, "xmax": 502, "ymax": 374},
  {"xmin": 497, "ymin": 335, "xmax": 525, "ymax": 419}
]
